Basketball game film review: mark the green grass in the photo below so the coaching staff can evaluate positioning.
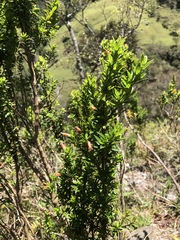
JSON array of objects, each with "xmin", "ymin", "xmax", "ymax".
[
  {"xmin": 137, "ymin": 16, "xmax": 173, "ymax": 46},
  {"xmin": 137, "ymin": 6, "xmax": 180, "ymax": 46}
]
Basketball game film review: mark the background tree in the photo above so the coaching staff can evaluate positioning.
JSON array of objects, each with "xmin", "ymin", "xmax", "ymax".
[
  {"xmin": 62, "ymin": 0, "xmax": 147, "ymax": 76},
  {"xmin": 59, "ymin": 0, "xmax": 95, "ymax": 82}
]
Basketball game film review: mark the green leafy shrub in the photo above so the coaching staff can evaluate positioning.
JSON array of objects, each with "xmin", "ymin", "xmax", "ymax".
[
  {"xmin": 158, "ymin": 76, "xmax": 180, "ymax": 131},
  {"xmin": 58, "ymin": 37, "xmax": 151, "ymax": 240}
]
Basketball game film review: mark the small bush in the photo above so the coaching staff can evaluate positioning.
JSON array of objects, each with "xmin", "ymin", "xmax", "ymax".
[
  {"xmin": 169, "ymin": 31, "xmax": 179, "ymax": 37},
  {"xmin": 162, "ymin": 21, "xmax": 169, "ymax": 29},
  {"xmin": 171, "ymin": 59, "xmax": 180, "ymax": 69}
]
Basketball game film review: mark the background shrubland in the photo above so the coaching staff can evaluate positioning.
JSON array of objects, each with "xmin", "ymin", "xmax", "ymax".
[{"xmin": 0, "ymin": 0, "xmax": 179, "ymax": 239}]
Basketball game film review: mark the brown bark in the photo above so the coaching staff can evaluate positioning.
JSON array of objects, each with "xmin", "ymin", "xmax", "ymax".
[{"xmin": 25, "ymin": 47, "xmax": 52, "ymax": 181}]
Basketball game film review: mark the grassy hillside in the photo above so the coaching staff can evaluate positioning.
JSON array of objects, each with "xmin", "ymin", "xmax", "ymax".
[
  {"xmin": 49, "ymin": 0, "xmax": 180, "ymax": 108},
  {"xmin": 137, "ymin": 6, "xmax": 180, "ymax": 45}
]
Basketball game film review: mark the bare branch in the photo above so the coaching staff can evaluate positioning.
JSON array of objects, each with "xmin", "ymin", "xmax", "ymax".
[{"xmin": 66, "ymin": 21, "xmax": 85, "ymax": 82}]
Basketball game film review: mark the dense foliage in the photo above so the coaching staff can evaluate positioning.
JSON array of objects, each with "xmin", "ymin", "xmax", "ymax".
[
  {"xmin": 0, "ymin": 0, "xmax": 63, "ymax": 239},
  {"xmin": 157, "ymin": 0, "xmax": 180, "ymax": 8},
  {"xmin": 0, "ymin": 0, "xmax": 179, "ymax": 240}
]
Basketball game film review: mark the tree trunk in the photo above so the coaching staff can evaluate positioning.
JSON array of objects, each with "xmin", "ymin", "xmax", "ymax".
[{"xmin": 66, "ymin": 21, "xmax": 85, "ymax": 83}]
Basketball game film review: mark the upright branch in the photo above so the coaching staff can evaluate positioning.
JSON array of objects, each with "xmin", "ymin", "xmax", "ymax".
[
  {"xmin": 24, "ymin": 46, "xmax": 40, "ymax": 139},
  {"xmin": 114, "ymin": 0, "xmax": 147, "ymax": 37},
  {"xmin": 59, "ymin": 0, "xmax": 94, "ymax": 82},
  {"xmin": 66, "ymin": 21, "xmax": 85, "ymax": 82},
  {"xmin": 21, "ymin": 36, "xmax": 52, "ymax": 182},
  {"xmin": 16, "ymin": 0, "xmax": 60, "ymax": 180}
]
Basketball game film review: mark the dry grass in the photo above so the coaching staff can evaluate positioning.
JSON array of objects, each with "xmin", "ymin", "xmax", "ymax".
[{"xmin": 122, "ymin": 119, "xmax": 180, "ymax": 239}]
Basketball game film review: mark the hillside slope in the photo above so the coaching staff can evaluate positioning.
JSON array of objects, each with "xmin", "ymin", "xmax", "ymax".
[{"xmin": 50, "ymin": 1, "xmax": 180, "ymax": 113}]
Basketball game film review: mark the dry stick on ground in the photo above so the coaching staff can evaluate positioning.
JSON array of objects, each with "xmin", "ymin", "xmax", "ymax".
[
  {"xmin": 0, "ymin": 222, "xmax": 20, "ymax": 240},
  {"xmin": 124, "ymin": 112, "xmax": 180, "ymax": 194},
  {"xmin": 0, "ymin": 173, "xmax": 33, "ymax": 239}
]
